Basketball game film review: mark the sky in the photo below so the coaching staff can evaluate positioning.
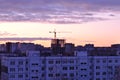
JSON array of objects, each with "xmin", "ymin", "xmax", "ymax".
[{"xmin": 0, "ymin": 0, "xmax": 120, "ymax": 47}]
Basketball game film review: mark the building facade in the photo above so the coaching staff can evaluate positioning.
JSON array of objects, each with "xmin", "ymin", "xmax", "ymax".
[{"xmin": 1, "ymin": 51, "xmax": 120, "ymax": 80}]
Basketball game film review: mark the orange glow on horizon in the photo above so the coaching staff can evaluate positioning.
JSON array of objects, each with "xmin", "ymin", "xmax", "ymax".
[{"xmin": 0, "ymin": 19, "xmax": 120, "ymax": 47}]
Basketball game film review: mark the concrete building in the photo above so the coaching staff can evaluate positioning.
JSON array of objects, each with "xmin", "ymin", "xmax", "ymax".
[
  {"xmin": 6, "ymin": 42, "xmax": 20, "ymax": 53},
  {"xmin": 1, "ymin": 41, "xmax": 120, "ymax": 80},
  {"xmin": 51, "ymin": 39, "xmax": 65, "ymax": 55},
  {"xmin": 1, "ymin": 49, "xmax": 120, "ymax": 80},
  {"xmin": 64, "ymin": 43, "xmax": 75, "ymax": 56}
]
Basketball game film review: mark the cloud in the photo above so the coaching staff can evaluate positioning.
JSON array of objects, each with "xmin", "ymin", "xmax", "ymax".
[
  {"xmin": 0, "ymin": 0, "xmax": 120, "ymax": 23},
  {"xmin": 0, "ymin": 31, "xmax": 17, "ymax": 36},
  {"xmin": 0, "ymin": 37, "xmax": 52, "ymax": 41}
]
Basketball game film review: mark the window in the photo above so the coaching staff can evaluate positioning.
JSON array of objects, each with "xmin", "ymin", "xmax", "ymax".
[
  {"xmin": 56, "ymin": 73, "xmax": 60, "ymax": 77},
  {"xmin": 10, "ymin": 68, "xmax": 15, "ymax": 72},
  {"xmin": 69, "ymin": 60, "xmax": 74, "ymax": 63},
  {"xmin": 96, "ymin": 78, "xmax": 100, "ymax": 80},
  {"xmin": 26, "ymin": 74, "xmax": 28, "ymax": 77},
  {"xmin": 42, "ymin": 60, "xmax": 45, "ymax": 64},
  {"xmin": 19, "ymin": 61, "xmax": 23, "ymax": 65},
  {"xmin": 32, "ymin": 76, "xmax": 38, "ymax": 79},
  {"xmin": 26, "ymin": 61, "xmax": 28, "ymax": 64},
  {"xmin": 76, "ymin": 67, "xmax": 78, "ymax": 70},
  {"xmin": 81, "ymin": 68, "xmax": 87, "ymax": 71},
  {"xmin": 89, "ymin": 66, "xmax": 92, "ymax": 69},
  {"xmin": 70, "ymin": 73, "xmax": 74, "ymax": 77},
  {"xmin": 49, "ymin": 67, "xmax": 53, "ymax": 71},
  {"xmin": 96, "ymin": 60, "xmax": 100, "ymax": 63},
  {"xmin": 115, "ymin": 60, "xmax": 118, "ymax": 63},
  {"xmin": 102, "ymin": 78, "xmax": 106, "ymax": 80},
  {"xmin": 63, "ymin": 67, "xmax": 67, "ymax": 70},
  {"xmin": 32, "ymin": 63, "xmax": 38, "ymax": 66},
  {"xmin": 26, "ymin": 68, "xmax": 28, "ymax": 71},
  {"xmin": 96, "ymin": 66, "xmax": 100, "ymax": 69},
  {"xmin": 41, "ymin": 74, "xmax": 45, "ymax": 77},
  {"xmin": 63, "ymin": 73, "xmax": 67, "ymax": 76},
  {"xmin": 89, "ymin": 72, "xmax": 93, "ymax": 75},
  {"xmin": 18, "ymin": 68, "xmax": 23, "ymax": 72},
  {"xmin": 56, "ymin": 60, "xmax": 60, "ymax": 64},
  {"xmin": 96, "ymin": 72, "xmax": 100, "ymax": 75},
  {"xmin": 48, "ymin": 60, "xmax": 53, "ymax": 64},
  {"xmin": 70, "ymin": 67, "xmax": 74, "ymax": 70},
  {"xmin": 108, "ymin": 66, "xmax": 112, "ymax": 69},
  {"xmin": 41, "ymin": 67, "xmax": 45, "ymax": 70},
  {"xmin": 109, "ymin": 60, "xmax": 112, "ymax": 63},
  {"xmin": 10, "ymin": 61, "xmax": 15, "ymax": 65},
  {"xmin": 48, "ymin": 74, "xmax": 53, "ymax": 77},
  {"xmin": 62, "ymin": 60, "xmax": 67, "ymax": 64},
  {"xmin": 103, "ymin": 60, "xmax": 106, "ymax": 63},
  {"xmin": 18, "ymin": 74, "xmax": 23, "ymax": 78},
  {"xmin": 102, "ymin": 72, "xmax": 106, "ymax": 75},
  {"xmin": 10, "ymin": 74, "xmax": 15, "ymax": 78}
]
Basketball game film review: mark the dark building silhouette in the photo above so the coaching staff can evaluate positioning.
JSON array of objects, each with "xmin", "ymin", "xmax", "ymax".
[
  {"xmin": 6, "ymin": 42, "xmax": 20, "ymax": 53},
  {"xmin": 51, "ymin": 39, "xmax": 65, "ymax": 55},
  {"xmin": 64, "ymin": 43, "xmax": 75, "ymax": 56}
]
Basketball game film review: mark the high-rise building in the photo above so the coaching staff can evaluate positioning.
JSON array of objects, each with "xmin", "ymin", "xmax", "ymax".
[
  {"xmin": 64, "ymin": 43, "xmax": 75, "ymax": 56},
  {"xmin": 51, "ymin": 39, "xmax": 65, "ymax": 55},
  {"xmin": 6, "ymin": 42, "xmax": 20, "ymax": 53}
]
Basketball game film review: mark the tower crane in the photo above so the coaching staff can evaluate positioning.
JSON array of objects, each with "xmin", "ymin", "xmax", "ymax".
[{"xmin": 49, "ymin": 29, "xmax": 71, "ymax": 39}]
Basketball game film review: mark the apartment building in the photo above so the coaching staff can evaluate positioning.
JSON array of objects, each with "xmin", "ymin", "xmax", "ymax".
[{"xmin": 1, "ymin": 50, "xmax": 120, "ymax": 80}]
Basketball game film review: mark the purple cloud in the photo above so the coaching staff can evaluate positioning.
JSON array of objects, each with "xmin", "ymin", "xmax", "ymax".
[
  {"xmin": 0, "ymin": 0, "xmax": 119, "ymax": 23},
  {"xmin": 0, "ymin": 37, "xmax": 52, "ymax": 41}
]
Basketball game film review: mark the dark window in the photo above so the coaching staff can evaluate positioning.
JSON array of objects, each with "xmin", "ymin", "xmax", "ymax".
[
  {"xmin": 96, "ymin": 60, "xmax": 100, "ymax": 63},
  {"xmin": 103, "ymin": 60, "xmax": 106, "ymax": 63},
  {"xmin": 70, "ymin": 73, "xmax": 74, "ymax": 77},
  {"xmin": 19, "ymin": 61, "xmax": 23, "ymax": 65},
  {"xmin": 10, "ymin": 74, "xmax": 15, "ymax": 78},
  {"xmin": 18, "ymin": 74, "xmax": 23, "ymax": 78},
  {"xmin": 96, "ymin": 78, "xmax": 100, "ymax": 80},
  {"xmin": 69, "ymin": 60, "xmax": 74, "ymax": 63},
  {"xmin": 109, "ymin": 60, "xmax": 112, "ymax": 63},
  {"xmin": 41, "ymin": 74, "xmax": 45, "ymax": 77},
  {"xmin": 49, "ymin": 67, "xmax": 53, "ymax": 71},
  {"xmin": 48, "ymin": 61, "xmax": 53, "ymax": 64},
  {"xmin": 26, "ymin": 61, "xmax": 28, "ymax": 64},
  {"xmin": 115, "ymin": 60, "xmax": 118, "ymax": 63},
  {"xmin": 102, "ymin": 78, "xmax": 106, "ymax": 80},
  {"xmin": 63, "ymin": 73, "xmax": 67, "ymax": 76},
  {"xmin": 70, "ymin": 67, "xmax": 74, "ymax": 70},
  {"xmin": 63, "ymin": 67, "xmax": 67, "ymax": 70},
  {"xmin": 10, "ymin": 61, "xmax": 15, "ymax": 65},
  {"xmin": 102, "ymin": 72, "xmax": 106, "ymax": 75},
  {"xmin": 56, "ymin": 60, "xmax": 60, "ymax": 64},
  {"xmin": 41, "ymin": 67, "xmax": 45, "ymax": 70},
  {"xmin": 18, "ymin": 68, "xmax": 23, "ymax": 71},
  {"xmin": 48, "ymin": 74, "xmax": 53, "ymax": 77},
  {"xmin": 42, "ymin": 60, "xmax": 45, "ymax": 64},
  {"xmin": 26, "ymin": 74, "xmax": 28, "ymax": 77},
  {"xmin": 10, "ymin": 68, "xmax": 15, "ymax": 72},
  {"xmin": 96, "ymin": 72, "xmax": 100, "ymax": 75},
  {"xmin": 56, "ymin": 73, "xmax": 60, "ymax": 77},
  {"xmin": 96, "ymin": 66, "xmax": 100, "ymax": 69}
]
